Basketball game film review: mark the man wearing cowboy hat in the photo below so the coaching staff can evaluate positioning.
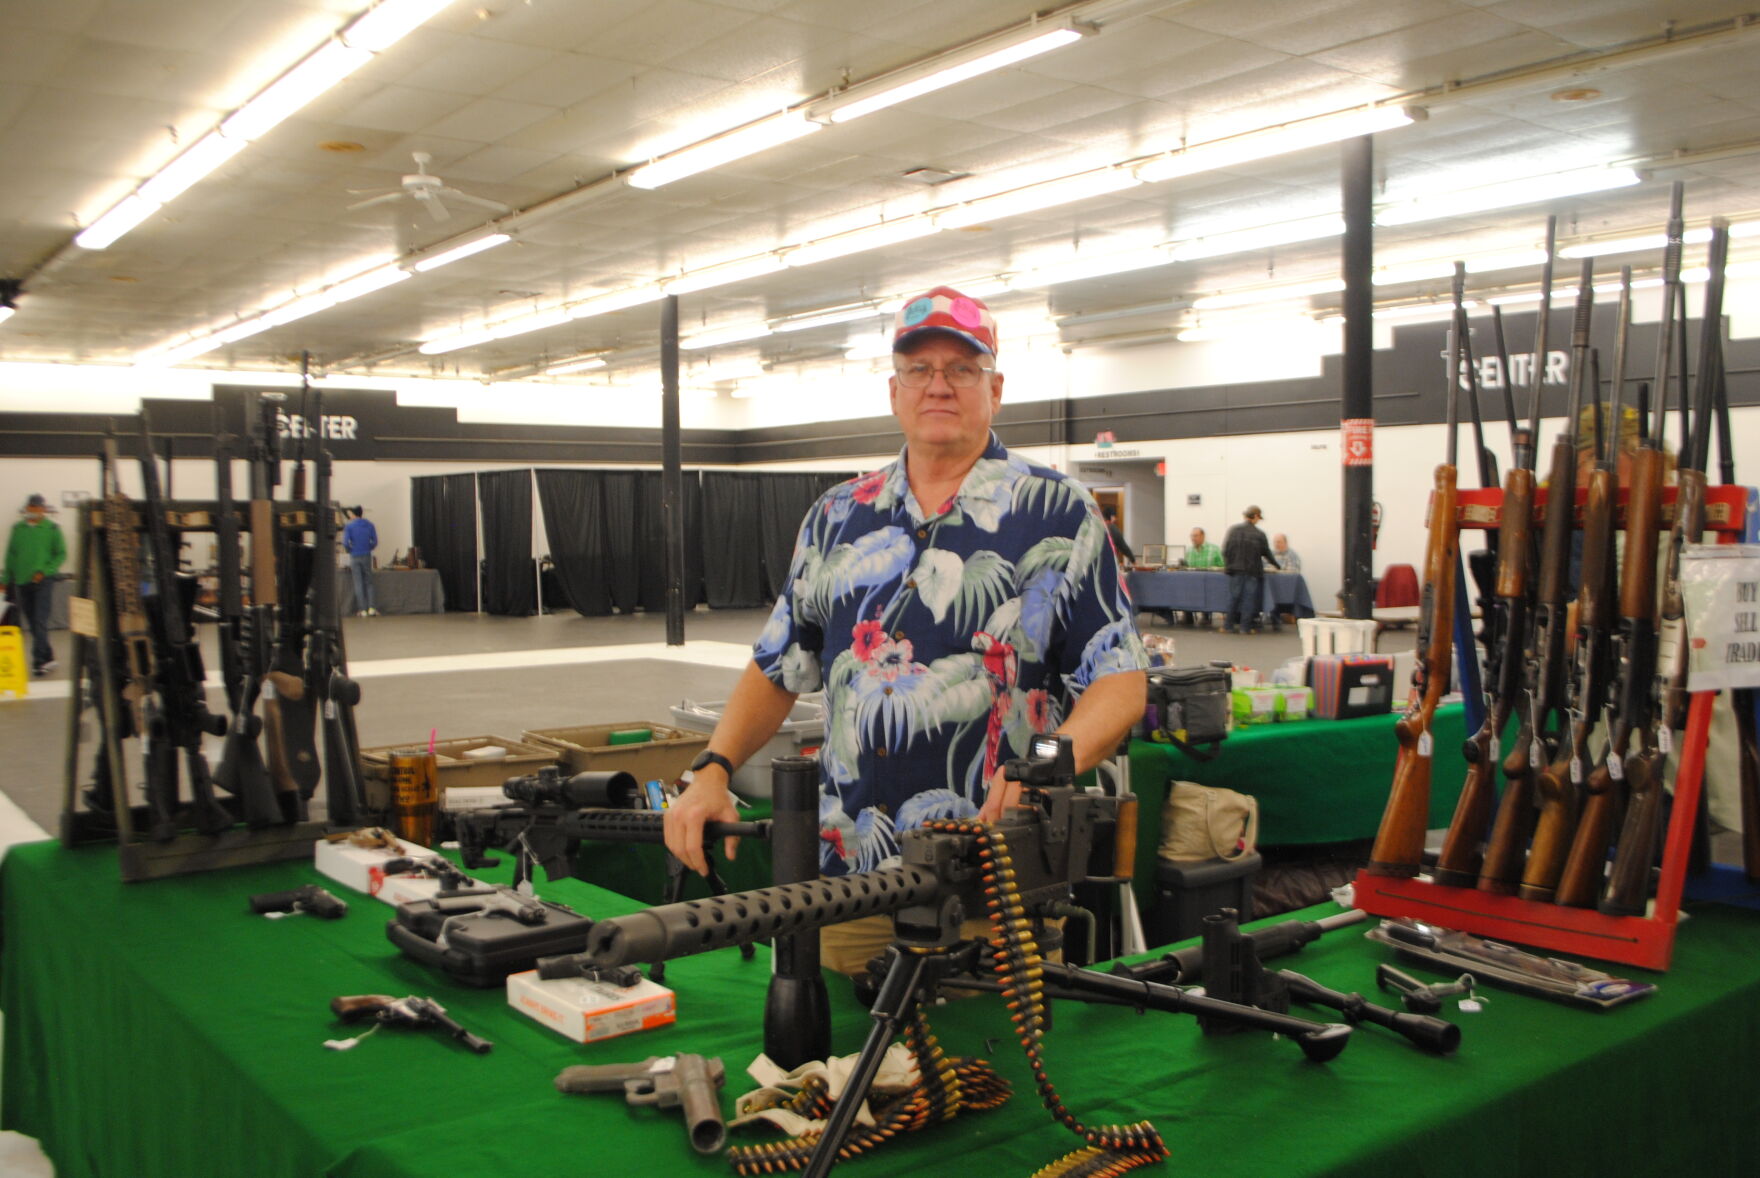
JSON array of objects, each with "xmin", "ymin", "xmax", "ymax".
[{"xmin": 5, "ymin": 494, "xmax": 67, "ymax": 676}]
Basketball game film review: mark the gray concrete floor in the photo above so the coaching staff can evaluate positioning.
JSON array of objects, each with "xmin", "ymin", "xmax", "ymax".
[{"xmin": 2, "ymin": 608, "xmax": 1324, "ymax": 833}]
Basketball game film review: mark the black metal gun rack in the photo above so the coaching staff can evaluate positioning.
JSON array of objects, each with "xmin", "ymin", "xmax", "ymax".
[{"xmin": 59, "ymin": 436, "xmax": 339, "ymax": 881}]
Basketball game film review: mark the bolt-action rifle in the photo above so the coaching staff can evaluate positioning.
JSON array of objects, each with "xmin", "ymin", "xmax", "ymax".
[
  {"xmin": 1556, "ymin": 268, "xmax": 1656, "ymax": 908},
  {"xmin": 1479, "ymin": 225, "xmax": 1577, "ymax": 895},
  {"xmin": 134, "ymin": 414, "xmax": 233, "ymax": 836},
  {"xmin": 252, "ymin": 390, "xmax": 319, "ymax": 801},
  {"xmin": 1602, "ymin": 197, "xmax": 1716, "ymax": 916},
  {"xmin": 1366, "ymin": 263, "xmax": 1464, "ymax": 877},
  {"xmin": 1521, "ymin": 262, "xmax": 1608, "ymax": 902}
]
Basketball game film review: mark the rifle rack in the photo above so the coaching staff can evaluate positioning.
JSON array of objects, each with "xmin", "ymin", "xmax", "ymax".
[
  {"xmin": 59, "ymin": 496, "xmax": 333, "ymax": 882},
  {"xmin": 1352, "ymin": 483, "xmax": 1753, "ymax": 972}
]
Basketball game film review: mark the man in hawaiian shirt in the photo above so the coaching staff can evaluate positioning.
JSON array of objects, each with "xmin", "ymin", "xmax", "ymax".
[{"xmin": 663, "ymin": 285, "xmax": 1149, "ymax": 974}]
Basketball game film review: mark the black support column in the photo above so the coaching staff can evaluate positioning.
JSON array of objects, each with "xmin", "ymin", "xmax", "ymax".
[
  {"xmin": 661, "ymin": 294, "xmax": 686, "ymax": 645},
  {"xmin": 1341, "ymin": 135, "xmax": 1376, "ymax": 620}
]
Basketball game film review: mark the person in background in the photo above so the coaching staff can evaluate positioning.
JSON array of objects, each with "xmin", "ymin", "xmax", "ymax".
[
  {"xmin": 660, "ymin": 283, "xmax": 1148, "ymax": 976},
  {"xmin": 1272, "ymin": 533, "xmax": 1302, "ymax": 573},
  {"xmin": 1183, "ymin": 525, "xmax": 1223, "ymax": 626},
  {"xmin": 1102, "ymin": 504, "xmax": 1134, "ymax": 566},
  {"xmin": 5, "ymin": 494, "xmax": 67, "ymax": 676},
  {"xmin": 1222, "ymin": 505, "xmax": 1276, "ymax": 634},
  {"xmin": 343, "ymin": 506, "xmax": 379, "ymax": 617}
]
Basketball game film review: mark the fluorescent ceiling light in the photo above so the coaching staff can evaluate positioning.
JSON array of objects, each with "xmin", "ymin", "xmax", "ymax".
[
  {"xmin": 342, "ymin": 0, "xmax": 456, "ymax": 51},
  {"xmin": 936, "ymin": 168, "xmax": 1141, "ymax": 228},
  {"xmin": 1374, "ymin": 248, "xmax": 1548, "ymax": 286},
  {"xmin": 681, "ymin": 321, "xmax": 771, "ymax": 350},
  {"xmin": 260, "ymin": 291, "xmax": 341, "ymax": 327},
  {"xmin": 213, "ymin": 318, "xmax": 274, "ymax": 345},
  {"xmin": 413, "ymin": 233, "xmax": 511, "ymax": 272},
  {"xmin": 1378, "ymin": 299, "xmax": 1475, "ymax": 319},
  {"xmin": 786, "ymin": 219, "xmax": 939, "ymax": 267},
  {"xmin": 773, "ymin": 306, "xmax": 883, "ymax": 332},
  {"xmin": 663, "ymin": 255, "xmax": 786, "ymax": 295},
  {"xmin": 419, "ymin": 328, "xmax": 498, "ymax": 356},
  {"xmin": 1193, "ymin": 277, "xmax": 1345, "ymax": 310},
  {"xmin": 548, "ymin": 357, "xmax": 607, "ymax": 376},
  {"xmin": 324, "ymin": 264, "xmax": 411, "ymax": 304},
  {"xmin": 489, "ymin": 307, "xmax": 571, "ymax": 339},
  {"xmin": 1138, "ymin": 106, "xmax": 1417, "ymax": 184},
  {"xmin": 138, "ymin": 335, "xmax": 225, "ymax": 366},
  {"xmin": 1170, "ymin": 215, "xmax": 1344, "ymax": 262},
  {"xmin": 1008, "ymin": 247, "xmax": 1170, "ymax": 289},
  {"xmin": 820, "ymin": 26, "xmax": 1088, "ymax": 124},
  {"xmin": 1375, "ymin": 166, "xmax": 1642, "ymax": 226},
  {"xmin": 221, "ymin": 41, "xmax": 373, "ymax": 143},
  {"xmin": 0, "ymin": 306, "xmax": 15, "ymax": 326},
  {"xmin": 627, "ymin": 112, "xmax": 819, "ymax": 190},
  {"xmin": 137, "ymin": 133, "xmax": 247, "ymax": 204},
  {"xmin": 74, "ymin": 195, "xmax": 161, "ymax": 250},
  {"xmin": 570, "ymin": 285, "xmax": 664, "ymax": 321}
]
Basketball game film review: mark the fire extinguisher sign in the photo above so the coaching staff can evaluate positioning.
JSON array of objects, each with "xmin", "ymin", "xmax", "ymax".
[{"xmin": 1342, "ymin": 418, "xmax": 1373, "ymax": 467}]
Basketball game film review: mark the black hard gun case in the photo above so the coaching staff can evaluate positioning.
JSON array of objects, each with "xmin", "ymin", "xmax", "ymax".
[{"xmin": 387, "ymin": 890, "xmax": 595, "ymax": 987}]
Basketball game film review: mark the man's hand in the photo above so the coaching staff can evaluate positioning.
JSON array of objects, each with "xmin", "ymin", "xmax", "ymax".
[
  {"xmin": 978, "ymin": 764, "xmax": 1021, "ymax": 823},
  {"xmin": 31, "ymin": 572, "xmax": 43, "ymax": 583},
  {"xmin": 663, "ymin": 768, "xmax": 741, "ymax": 877}
]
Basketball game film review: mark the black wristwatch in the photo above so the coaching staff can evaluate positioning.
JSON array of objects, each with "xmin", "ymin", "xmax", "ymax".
[{"xmin": 688, "ymin": 750, "xmax": 735, "ymax": 779}]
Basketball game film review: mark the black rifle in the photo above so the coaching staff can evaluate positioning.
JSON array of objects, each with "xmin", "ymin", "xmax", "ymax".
[
  {"xmin": 253, "ymin": 391, "xmax": 320, "ymax": 802},
  {"xmin": 211, "ymin": 432, "xmax": 283, "ymax": 826},
  {"xmin": 1108, "ymin": 907, "xmax": 1367, "ymax": 983},
  {"xmin": 134, "ymin": 414, "xmax": 233, "ymax": 836},
  {"xmin": 456, "ymin": 770, "xmax": 771, "ymax": 885},
  {"xmin": 306, "ymin": 384, "xmax": 365, "ymax": 826},
  {"xmin": 98, "ymin": 436, "xmax": 167, "ymax": 836}
]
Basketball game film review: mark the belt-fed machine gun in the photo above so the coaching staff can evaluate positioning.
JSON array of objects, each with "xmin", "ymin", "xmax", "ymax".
[{"xmin": 544, "ymin": 738, "xmax": 1353, "ymax": 1178}]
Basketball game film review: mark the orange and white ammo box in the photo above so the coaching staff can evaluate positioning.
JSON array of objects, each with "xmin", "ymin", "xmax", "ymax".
[
  {"xmin": 314, "ymin": 836, "xmax": 448, "ymax": 904},
  {"xmin": 506, "ymin": 969, "xmax": 677, "ymax": 1044}
]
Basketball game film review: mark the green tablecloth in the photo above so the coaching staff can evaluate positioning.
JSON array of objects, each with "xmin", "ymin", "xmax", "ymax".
[
  {"xmin": 6, "ymin": 838, "xmax": 1760, "ymax": 1178},
  {"xmin": 580, "ymin": 707, "xmax": 1469, "ymax": 913}
]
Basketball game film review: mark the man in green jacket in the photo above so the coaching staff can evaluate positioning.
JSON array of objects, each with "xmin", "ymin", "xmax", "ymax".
[{"xmin": 5, "ymin": 494, "xmax": 67, "ymax": 675}]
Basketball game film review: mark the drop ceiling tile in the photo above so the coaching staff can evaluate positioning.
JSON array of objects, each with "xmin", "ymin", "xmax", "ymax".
[
  {"xmin": 489, "ymin": 53, "xmax": 646, "ymax": 108},
  {"xmin": 419, "ymin": 94, "xmax": 557, "ymax": 143},
  {"xmin": 395, "ymin": 37, "xmax": 567, "ymax": 98},
  {"xmin": 1169, "ymin": 0, "xmax": 1460, "ymax": 56},
  {"xmin": 443, "ymin": 143, "xmax": 564, "ymax": 186},
  {"xmin": 592, "ymin": 0, "xmax": 762, "ymax": 67},
  {"xmin": 329, "ymin": 83, "xmax": 476, "ymax": 134}
]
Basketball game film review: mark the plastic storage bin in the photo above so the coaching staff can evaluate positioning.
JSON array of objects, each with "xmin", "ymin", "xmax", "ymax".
[
  {"xmin": 668, "ymin": 694, "xmax": 825, "ymax": 799},
  {"xmin": 360, "ymin": 735, "xmax": 556, "ymax": 815},
  {"xmin": 520, "ymin": 722, "xmax": 709, "ymax": 784},
  {"xmin": 1145, "ymin": 853, "xmax": 1262, "ymax": 948}
]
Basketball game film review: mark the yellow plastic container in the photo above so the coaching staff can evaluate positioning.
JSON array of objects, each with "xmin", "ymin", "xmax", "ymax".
[{"xmin": 0, "ymin": 627, "xmax": 27, "ymax": 699}]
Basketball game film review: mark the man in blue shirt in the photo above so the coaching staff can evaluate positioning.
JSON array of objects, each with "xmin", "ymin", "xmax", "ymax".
[
  {"xmin": 663, "ymin": 285, "xmax": 1149, "ymax": 974},
  {"xmin": 342, "ymin": 507, "xmax": 378, "ymax": 616}
]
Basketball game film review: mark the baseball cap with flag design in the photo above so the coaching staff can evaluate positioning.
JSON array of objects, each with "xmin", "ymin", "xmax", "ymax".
[{"xmin": 892, "ymin": 286, "xmax": 997, "ymax": 356}]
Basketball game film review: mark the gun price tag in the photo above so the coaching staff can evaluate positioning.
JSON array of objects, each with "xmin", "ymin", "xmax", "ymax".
[
  {"xmin": 1570, "ymin": 756, "xmax": 1583, "ymax": 784},
  {"xmin": 1608, "ymin": 754, "xmax": 1625, "ymax": 781},
  {"xmin": 1682, "ymin": 544, "xmax": 1760, "ymax": 691},
  {"xmin": 1417, "ymin": 731, "xmax": 1432, "ymax": 757},
  {"xmin": 1658, "ymin": 726, "xmax": 1673, "ymax": 755},
  {"xmin": 1489, "ymin": 736, "xmax": 1500, "ymax": 764}
]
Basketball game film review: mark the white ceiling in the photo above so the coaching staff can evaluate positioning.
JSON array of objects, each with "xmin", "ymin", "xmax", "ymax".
[{"xmin": 6, "ymin": 0, "xmax": 1760, "ymax": 383}]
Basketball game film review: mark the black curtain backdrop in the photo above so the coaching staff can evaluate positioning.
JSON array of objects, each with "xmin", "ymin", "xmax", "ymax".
[
  {"xmin": 601, "ymin": 471, "xmax": 643, "ymax": 612},
  {"xmin": 756, "ymin": 472, "xmax": 855, "ymax": 597},
  {"xmin": 638, "ymin": 472, "xmax": 703, "ymax": 612},
  {"xmin": 478, "ymin": 469, "xmax": 535, "ymax": 616},
  {"xmin": 699, "ymin": 472, "xmax": 766, "ymax": 608},
  {"xmin": 534, "ymin": 469, "xmax": 612, "ymax": 617},
  {"xmin": 410, "ymin": 473, "xmax": 478, "ymax": 612}
]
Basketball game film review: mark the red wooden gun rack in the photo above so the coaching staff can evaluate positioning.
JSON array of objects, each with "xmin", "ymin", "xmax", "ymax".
[{"xmin": 1352, "ymin": 483, "xmax": 1752, "ymax": 972}]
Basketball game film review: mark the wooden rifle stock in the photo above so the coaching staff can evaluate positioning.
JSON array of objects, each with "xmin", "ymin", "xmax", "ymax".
[
  {"xmin": 1602, "ymin": 464, "xmax": 1700, "ymax": 915},
  {"xmin": 1367, "ymin": 463, "xmax": 1459, "ymax": 877},
  {"xmin": 1478, "ymin": 722, "xmax": 1540, "ymax": 894},
  {"xmin": 1435, "ymin": 467, "xmax": 1534, "ymax": 886},
  {"xmin": 1555, "ymin": 464, "xmax": 1619, "ymax": 908}
]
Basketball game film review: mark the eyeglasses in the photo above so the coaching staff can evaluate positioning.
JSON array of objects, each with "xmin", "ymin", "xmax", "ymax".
[{"xmin": 892, "ymin": 359, "xmax": 995, "ymax": 389}]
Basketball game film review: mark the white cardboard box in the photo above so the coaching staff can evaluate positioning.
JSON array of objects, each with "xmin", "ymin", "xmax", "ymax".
[
  {"xmin": 314, "ymin": 837, "xmax": 445, "ymax": 900},
  {"xmin": 506, "ymin": 970, "xmax": 677, "ymax": 1044}
]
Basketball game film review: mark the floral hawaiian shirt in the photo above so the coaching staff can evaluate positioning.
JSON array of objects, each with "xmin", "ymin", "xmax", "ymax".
[{"xmin": 752, "ymin": 432, "xmax": 1149, "ymax": 877}]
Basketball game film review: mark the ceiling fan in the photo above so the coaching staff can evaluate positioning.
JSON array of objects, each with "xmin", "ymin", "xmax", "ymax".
[{"xmin": 346, "ymin": 152, "xmax": 511, "ymax": 222}]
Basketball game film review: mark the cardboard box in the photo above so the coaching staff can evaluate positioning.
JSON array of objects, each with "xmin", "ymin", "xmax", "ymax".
[
  {"xmin": 521, "ymin": 722, "xmax": 709, "ymax": 784},
  {"xmin": 506, "ymin": 969, "xmax": 677, "ymax": 1044},
  {"xmin": 315, "ymin": 836, "xmax": 443, "ymax": 897},
  {"xmin": 360, "ymin": 736, "xmax": 557, "ymax": 814}
]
